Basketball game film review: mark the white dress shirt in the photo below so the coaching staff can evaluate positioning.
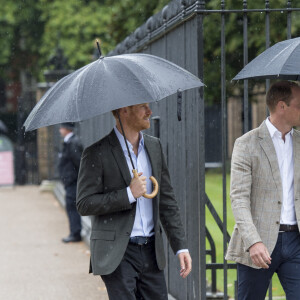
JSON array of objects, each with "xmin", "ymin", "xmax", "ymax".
[
  {"xmin": 114, "ymin": 127, "xmax": 188, "ymax": 255},
  {"xmin": 114, "ymin": 127, "xmax": 154, "ymax": 237},
  {"xmin": 64, "ymin": 132, "xmax": 74, "ymax": 143},
  {"xmin": 265, "ymin": 118, "xmax": 296, "ymax": 225}
]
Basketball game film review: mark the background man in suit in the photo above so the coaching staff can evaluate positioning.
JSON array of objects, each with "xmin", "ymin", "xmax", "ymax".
[
  {"xmin": 76, "ymin": 103, "xmax": 192, "ymax": 300},
  {"xmin": 226, "ymin": 81, "xmax": 300, "ymax": 300},
  {"xmin": 58, "ymin": 122, "xmax": 83, "ymax": 243}
]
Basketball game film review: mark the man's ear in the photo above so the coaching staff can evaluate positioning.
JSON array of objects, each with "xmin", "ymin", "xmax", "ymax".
[{"xmin": 277, "ymin": 100, "xmax": 286, "ymax": 111}]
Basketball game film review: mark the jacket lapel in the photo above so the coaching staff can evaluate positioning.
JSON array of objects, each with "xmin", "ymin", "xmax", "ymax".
[
  {"xmin": 293, "ymin": 130, "xmax": 300, "ymax": 200},
  {"xmin": 108, "ymin": 130, "xmax": 161, "ymax": 226},
  {"xmin": 258, "ymin": 122, "xmax": 283, "ymax": 200},
  {"xmin": 108, "ymin": 130, "xmax": 132, "ymax": 186}
]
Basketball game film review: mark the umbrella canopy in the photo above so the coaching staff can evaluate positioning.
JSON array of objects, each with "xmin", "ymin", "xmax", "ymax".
[
  {"xmin": 233, "ymin": 37, "xmax": 300, "ymax": 81},
  {"xmin": 24, "ymin": 53, "xmax": 204, "ymax": 131}
]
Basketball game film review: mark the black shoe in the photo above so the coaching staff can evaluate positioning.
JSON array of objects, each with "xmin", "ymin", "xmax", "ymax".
[{"xmin": 62, "ymin": 235, "xmax": 82, "ymax": 243}]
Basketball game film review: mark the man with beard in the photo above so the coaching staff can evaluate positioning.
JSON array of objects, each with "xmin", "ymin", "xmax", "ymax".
[{"xmin": 76, "ymin": 103, "xmax": 192, "ymax": 300}]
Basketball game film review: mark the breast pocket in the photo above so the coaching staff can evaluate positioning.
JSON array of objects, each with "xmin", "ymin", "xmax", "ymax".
[{"xmin": 90, "ymin": 230, "xmax": 115, "ymax": 241}]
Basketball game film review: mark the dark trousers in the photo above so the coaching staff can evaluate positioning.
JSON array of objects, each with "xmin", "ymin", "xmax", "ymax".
[
  {"xmin": 237, "ymin": 232, "xmax": 300, "ymax": 300},
  {"xmin": 101, "ymin": 240, "xmax": 168, "ymax": 300},
  {"xmin": 65, "ymin": 184, "xmax": 81, "ymax": 237}
]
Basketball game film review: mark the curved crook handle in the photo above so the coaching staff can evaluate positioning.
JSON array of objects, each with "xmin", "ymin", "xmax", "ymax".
[{"xmin": 132, "ymin": 169, "xmax": 159, "ymax": 199}]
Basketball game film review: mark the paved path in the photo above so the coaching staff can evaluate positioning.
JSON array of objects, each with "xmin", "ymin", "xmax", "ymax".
[{"xmin": 0, "ymin": 186, "xmax": 108, "ymax": 300}]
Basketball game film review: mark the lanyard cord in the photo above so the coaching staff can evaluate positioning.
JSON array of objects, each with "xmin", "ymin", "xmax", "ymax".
[{"xmin": 116, "ymin": 110, "xmax": 136, "ymax": 171}]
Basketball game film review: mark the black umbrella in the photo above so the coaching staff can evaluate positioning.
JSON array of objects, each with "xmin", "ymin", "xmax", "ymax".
[
  {"xmin": 233, "ymin": 37, "xmax": 300, "ymax": 81},
  {"xmin": 24, "ymin": 42, "xmax": 204, "ymax": 198}
]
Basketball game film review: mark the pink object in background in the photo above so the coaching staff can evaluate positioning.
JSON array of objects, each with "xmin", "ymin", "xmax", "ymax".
[{"xmin": 0, "ymin": 151, "xmax": 14, "ymax": 185}]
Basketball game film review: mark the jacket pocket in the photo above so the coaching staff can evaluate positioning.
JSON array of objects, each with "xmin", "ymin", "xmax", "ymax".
[{"xmin": 90, "ymin": 230, "xmax": 115, "ymax": 241}]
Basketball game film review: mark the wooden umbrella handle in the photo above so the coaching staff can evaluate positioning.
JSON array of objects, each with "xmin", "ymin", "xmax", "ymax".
[{"xmin": 132, "ymin": 169, "xmax": 159, "ymax": 199}]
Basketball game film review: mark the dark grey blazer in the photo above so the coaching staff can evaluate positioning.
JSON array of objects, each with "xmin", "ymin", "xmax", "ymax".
[
  {"xmin": 58, "ymin": 134, "xmax": 83, "ymax": 188},
  {"xmin": 76, "ymin": 130, "xmax": 187, "ymax": 275}
]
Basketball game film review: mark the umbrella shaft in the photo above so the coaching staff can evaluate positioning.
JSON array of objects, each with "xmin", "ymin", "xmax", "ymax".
[{"xmin": 116, "ymin": 111, "xmax": 136, "ymax": 171}]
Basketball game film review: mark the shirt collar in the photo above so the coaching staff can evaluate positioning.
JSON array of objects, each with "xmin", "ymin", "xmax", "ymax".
[
  {"xmin": 64, "ymin": 132, "xmax": 74, "ymax": 143},
  {"xmin": 114, "ymin": 126, "xmax": 144, "ymax": 153},
  {"xmin": 265, "ymin": 117, "xmax": 293, "ymax": 139}
]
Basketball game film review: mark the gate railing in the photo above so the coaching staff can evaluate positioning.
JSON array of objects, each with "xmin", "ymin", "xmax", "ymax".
[{"xmin": 103, "ymin": 1, "xmax": 300, "ymax": 299}]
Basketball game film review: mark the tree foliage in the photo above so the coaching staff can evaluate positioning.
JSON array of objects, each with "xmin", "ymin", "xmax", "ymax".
[
  {"xmin": 0, "ymin": 0, "xmax": 44, "ymax": 80},
  {"xmin": 1, "ymin": 0, "xmax": 300, "ymax": 102},
  {"xmin": 0, "ymin": 0, "xmax": 169, "ymax": 81},
  {"xmin": 203, "ymin": 0, "xmax": 300, "ymax": 102}
]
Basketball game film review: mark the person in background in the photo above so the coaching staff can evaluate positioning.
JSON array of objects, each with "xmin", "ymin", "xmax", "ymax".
[{"xmin": 58, "ymin": 122, "xmax": 83, "ymax": 243}]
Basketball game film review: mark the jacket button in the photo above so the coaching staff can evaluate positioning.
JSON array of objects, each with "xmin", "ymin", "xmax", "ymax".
[
  {"xmin": 278, "ymin": 201, "xmax": 281, "ymax": 204},
  {"xmin": 276, "ymin": 221, "xmax": 279, "ymax": 224},
  {"xmin": 126, "ymin": 232, "xmax": 130, "ymax": 236}
]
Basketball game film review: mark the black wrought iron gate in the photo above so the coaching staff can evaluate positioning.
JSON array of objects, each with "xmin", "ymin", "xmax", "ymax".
[{"xmin": 77, "ymin": 1, "xmax": 300, "ymax": 299}]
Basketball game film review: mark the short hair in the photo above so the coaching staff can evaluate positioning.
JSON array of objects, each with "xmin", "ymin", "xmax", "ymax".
[
  {"xmin": 112, "ymin": 106, "xmax": 134, "ymax": 119},
  {"xmin": 112, "ymin": 109, "xmax": 119, "ymax": 119},
  {"xmin": 60, "ymin": 122, "xmax": 75, "ymax": 131},
  {"xmin": 266, "ymin": 81, "xmax": 299, "ymax": 112}
]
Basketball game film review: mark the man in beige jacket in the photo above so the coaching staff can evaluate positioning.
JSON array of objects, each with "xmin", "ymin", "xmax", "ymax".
[{"xmin": 226, "ymin": 81, "xmax": 300, "ymax": 300}]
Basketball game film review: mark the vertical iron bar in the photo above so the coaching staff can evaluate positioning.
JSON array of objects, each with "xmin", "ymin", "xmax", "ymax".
[
  {"xmin": 47, "ymin": 129, "xmax": 51, "ymax": 180},
  {"xmin": 266, "ymin": 3, "xmax": 271, "ymax": 297},
  {"xmin": 268, "ymin": 281, "xmax": 273, "ymax": 300},
  {"xmin": 16, "ymin": 96, "xmax": 26, "ymax": 184},
  {"xmin": 162, "ymin": 8, "xmax": 170, "ymax": 292},
  {"xmin": 243, "ymin": 0, "xmax": 249, "ymax": 133},
  {"xmin": 234, "ymin": 280, "xmax": 238, "ymax": 300},
  {"xmin": 206, "ymin": 227, "xmax": 217, "ymax": 293},
  {"xmin": 197, "ymin": 1, "xmax": 206, "ymax": 299},
  {"xmin": 221, "ymin": 0, "xmax": 228, "ymax": 299},
  {"xmin": 265, "ymin": 0, "xmax": 270, "ymax": 109},
  {"xmin": 287, "ymin": 0, "xmax": 292, "ymax": 39}
]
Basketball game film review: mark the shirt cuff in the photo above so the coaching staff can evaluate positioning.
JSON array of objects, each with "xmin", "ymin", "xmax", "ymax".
[
  {"xmin": 176, "ymin": 249, "xmax": 189, "ymax": 255},
  {"xmin": 127, "ymin": 186, "xmax": 136, "ymax": 204}
]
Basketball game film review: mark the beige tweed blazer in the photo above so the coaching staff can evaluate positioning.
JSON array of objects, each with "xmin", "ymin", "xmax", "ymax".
[{"xmin": 225, "ymin": 121, "xmax": 300, "ymax": 268}]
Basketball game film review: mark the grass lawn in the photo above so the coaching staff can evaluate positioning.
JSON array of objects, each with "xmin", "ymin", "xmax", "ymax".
[{"xmin": 205, "ymin": 171, "xmax": 285, "ymax": 299}]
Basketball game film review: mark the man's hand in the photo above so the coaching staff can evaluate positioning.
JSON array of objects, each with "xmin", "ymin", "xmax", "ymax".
[
  {"xmin": 249, "ymin": 242, "xmax": 271, "ymax": 269},
  {"xmin": 130, "ymin": 172, "xmax": 147, "ymax": 198},
  {"xmin": 178, "ymin": 252, "xmax": 192, "ymax": 278}
]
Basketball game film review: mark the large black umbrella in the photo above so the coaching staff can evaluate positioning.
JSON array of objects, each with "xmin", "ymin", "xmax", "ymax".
[
  {"xmin": 24, "ymin": 45, "xmax": 204, "ymax": 198},
  {"xmin": 24, "ymin": 53, "xmax": 203, "ymax": 131},
  {"xmin": 233, "ymin": 37, "xmax": 300, "ymax": 81}
]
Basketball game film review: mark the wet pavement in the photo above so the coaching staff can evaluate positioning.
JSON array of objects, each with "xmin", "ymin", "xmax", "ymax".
[{"xmin": 0, "ymin": 185, "xmax": 108, "ymax": 300}]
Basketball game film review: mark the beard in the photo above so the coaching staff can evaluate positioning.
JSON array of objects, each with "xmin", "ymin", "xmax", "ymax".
[
  {"xmin": 128, "ymin": 118, "xmax": 150, "ymax": 132},
  {"xmin": 126, "ymin": 108, "xmax": 151, "ymax": 132}
]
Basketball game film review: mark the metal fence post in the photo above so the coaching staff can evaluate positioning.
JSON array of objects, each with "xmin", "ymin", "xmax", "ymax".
[
  {"xmin": 287, "ymin": 0, "xmax": 292, "ymax": 39},
  {"xmin": 243, "ymin": 0, "xmax": 249, "ymax": 133},
  {"xmin": 265, "ymin": 0, "xmax": 270, "ymax": 104},
  {"xmin": 220, "ymin": 1, "xmax": 228, "ymax": 299},
  {"xmin": 196, "ymin": 0, "xmax": 206, "ymax": 298}
]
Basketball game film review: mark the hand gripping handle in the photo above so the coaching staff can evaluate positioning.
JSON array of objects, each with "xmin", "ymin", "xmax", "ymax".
[{"xmin": 132, "ymin": 169, "xmax": 159, "ymax": 199}]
